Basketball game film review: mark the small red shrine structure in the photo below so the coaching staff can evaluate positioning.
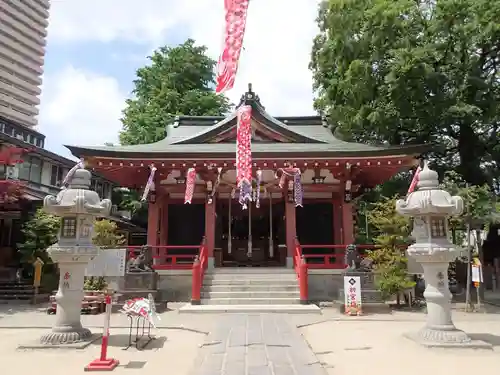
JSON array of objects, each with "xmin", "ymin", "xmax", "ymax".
[{"xmin": 67, "ymin": 86, "xmax": 429, "ymax": 269}]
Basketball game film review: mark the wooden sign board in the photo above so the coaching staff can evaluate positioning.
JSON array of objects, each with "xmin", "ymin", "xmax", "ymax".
[{"xmin": 86, "ymin": 249, "xmax": 126, "ymax": 277}]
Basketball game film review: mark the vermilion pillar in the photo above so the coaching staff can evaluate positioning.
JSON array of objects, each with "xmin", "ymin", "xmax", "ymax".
[
  {"xmin": 205, "ymin": 196, "xmax": 216, "ymax": 268},
  {"xmin": 341, "ymin": 202, "xmax": 354, "ymax": 245},
  {"xmin": 333, "ymin": 195, "xmax": 342, "ymax": 245},
  {"xmin": 285, "ymin": 201, "xmax": 296, "ymax": 268},
  {"xmin": 159, "ymin": 194, "xmax": 169, "ymax": 246},
  {"xmin": 147, "ymin": 200, "xmax": 160, "ymax": 247}
]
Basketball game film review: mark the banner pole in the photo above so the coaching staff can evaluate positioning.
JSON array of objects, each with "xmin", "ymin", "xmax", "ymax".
[{"xmin": 84, "ymin": 290, "xmax": 119, "ymax": 372}]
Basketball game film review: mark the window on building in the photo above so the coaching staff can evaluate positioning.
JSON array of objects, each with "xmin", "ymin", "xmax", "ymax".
[
  {"xmin": 95, "ymin": 181, "xmax": 104, "ymax": 198},
  {"xmin": 18, "ymin": 156, "xmax": 43, "ymax": 183},
  {"xmin": 18, "ymin": 159, "xmax": 30, "ymax": 180},
  {"xmin": 36, "ymin": 138, "xmax": 43, "ymax": 148},
  {"xmin": 0, "ymin": 219, "xmax": 12, "ymax": 247},
  {"xmin": 3, "ymin": 125, "xmax": 13, "ymax": 136},
  {"xmin": 29, "ymin": 157, "xmax": 42, "ymax": 183},
  {"xmin": 61, "ymin": 218, "xmax": 77, "ymax": 238},
  {"xmin": 102, "ymin": 183, "xmax": 110, "ymax": 199},
  {"xmin": 50, "ymin": 165, "xmax": 63, "ymax": 186},
  {"xmin": 0, "ymin": 165, "xmax": 6, "ymax": 180}
]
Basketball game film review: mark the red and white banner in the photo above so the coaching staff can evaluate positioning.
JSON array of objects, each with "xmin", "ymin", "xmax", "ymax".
[
  {"xmin": 215, "ymin": 0, "xmax": 250, "ymax": 94},
  {"xmin": 236, "ymin": 105, "xmax": 252, "ymax": 208},
  {"xmin": 407, "ymin": 165, "xmax": 422, "ymax": 195},
  {"xmin": 184, "ymin": 168, "xmax": 197, "ymax": 204}
]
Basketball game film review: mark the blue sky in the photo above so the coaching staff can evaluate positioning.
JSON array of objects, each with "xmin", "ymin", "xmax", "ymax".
[{"xmin": 38, "ymin": 0, "xmax": 320, "ymax": 159}]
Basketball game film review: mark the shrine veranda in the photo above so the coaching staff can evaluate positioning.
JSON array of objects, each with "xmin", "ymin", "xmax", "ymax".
[{"xmin": 68, "ymin": 87, "xmax": 430, "ymax": 302}]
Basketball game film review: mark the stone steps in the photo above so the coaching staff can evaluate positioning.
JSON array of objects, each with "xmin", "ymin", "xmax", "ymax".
[
  {"xmin": 200, "ymin": 268, "xmax": 301, "ymax": 306},
  {"xmin": 179, "ymin": 304, "xmax": 321, "ymax": 314},
  {"xmin": 201, "ymin": 291, "xmax": 300, "ymax": 299},
  {"xmin": 0, "ymin": 281, "xmax": 39, "ymax": 303},
  {"xmin": 203, "ymin": 279, "xmax": 297, "ymax": 286},
  {"xmin": 205, "ymin": 284, "xmax": 299, "ymax": 292},
  {"xmin": 201, "ymin": 297, "xmax": 301, "ymax": 305}
]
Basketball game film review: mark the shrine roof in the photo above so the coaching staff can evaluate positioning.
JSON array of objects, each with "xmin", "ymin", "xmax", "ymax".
[{"xmin": 66, "ymin": 85, "xmax": 432, "ymax": 160}]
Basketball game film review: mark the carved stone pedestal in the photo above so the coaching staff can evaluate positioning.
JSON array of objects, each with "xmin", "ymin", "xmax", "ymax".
[
  {"xmin": 40, "ymin": 262, "xmax": 92, "ymax": 345},
  {"xmin": 124, "ymin": 271, "xmax": 157, "ymax": 290}
]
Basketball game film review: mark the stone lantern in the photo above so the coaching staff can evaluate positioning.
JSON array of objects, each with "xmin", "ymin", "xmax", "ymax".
[
  {"xmin": 396, "ymin": 162, "xmax": 487, "ymax": 347},
  {"xmin": 40, "ymin": 167, "xmax": 111, "ymax": 345}
]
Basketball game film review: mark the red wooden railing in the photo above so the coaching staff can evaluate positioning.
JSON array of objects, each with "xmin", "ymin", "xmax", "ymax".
[
  {"xmin": 297, "ymin": 244, "xmax": 382, "ymax": 269},
  {"xmin": 294, "ymin": 240, "xmax": 309, "ymax": 304},
  {"xmin": 191, "ymin": 240, "xmax": 208, "ymax": 305},
  {"xmin": 297, "ymin": 243, "xmax": 409, "ymax": 269},
  {"xmin": 126, "ymin": 245, "xmax": 202, "ymax": 270}
]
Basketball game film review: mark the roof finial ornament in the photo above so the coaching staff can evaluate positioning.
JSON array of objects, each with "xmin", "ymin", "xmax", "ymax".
[{"xmin": 248, "ymin": 82, "xmax": 253, "ymax": 93}]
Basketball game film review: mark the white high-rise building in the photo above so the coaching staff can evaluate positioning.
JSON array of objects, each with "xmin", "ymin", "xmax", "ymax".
[{"xmin": 0, "ymin": 0, "xmax": 50, "ymax": 127}]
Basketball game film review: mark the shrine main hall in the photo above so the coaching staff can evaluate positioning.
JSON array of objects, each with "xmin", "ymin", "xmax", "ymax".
[{"xmin": 67, "ymin": 87, "xmax": 428, "ymax": 270}]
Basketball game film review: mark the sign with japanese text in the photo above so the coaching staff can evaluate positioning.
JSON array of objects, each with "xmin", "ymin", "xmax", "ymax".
[
  {"xmin": 472, "ymin": 258, "xmax": 483, "ymax": 287},
  {"xmin": 86, "ymin": 249, "xmax": 126, "ymax": 277},
  {"xmin": 344, "ymin": 276, "xmax": 362, "ymax": 316}
]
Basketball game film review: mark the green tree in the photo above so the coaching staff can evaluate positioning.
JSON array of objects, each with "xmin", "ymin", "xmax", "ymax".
[
  {"xmin": 120, "ymin": 39, "xmax": 232, "ymax": 145},
  {"xmin": 17, "ymin": 208, "xmax": 60, "ymax": 265},
  {"xmin": 93, "ymin": 219, "xmax": 126, "ymax": 248},
  {"xmin": 311, "ymin": 0, "xmax": 500, "ymax": 187},
  {"xmin": 440, "ymin": 171, "xmax": 499, "ymax": 307},
  {"xmin": 366, "ymin": 196, "xmax": 415, "ymax": 303},
  {"xmin": 84, "ymin": 219, "xmax": 126, "ymax": 291}
]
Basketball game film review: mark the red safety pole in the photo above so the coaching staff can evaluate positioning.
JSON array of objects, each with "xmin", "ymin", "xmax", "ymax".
[
  {"xmin": 299, "ymin": 255, "xmax": 309, "ymax": 305},
  {"xmin": 191, "ymin": 256, "xmax": 201, "ymax": 305},
  {"xmin": 84, "ymin": 291, "xmax": 119, "ymax": 372}
]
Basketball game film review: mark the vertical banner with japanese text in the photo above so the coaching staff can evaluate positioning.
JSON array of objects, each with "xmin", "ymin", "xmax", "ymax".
[
  {"xmin": 344, "ymin": 276, "xmax": 362, "ymax": 315},
  {"xmin": 215, "ymin": 0, "xmax": 250, "ymax": 94}
]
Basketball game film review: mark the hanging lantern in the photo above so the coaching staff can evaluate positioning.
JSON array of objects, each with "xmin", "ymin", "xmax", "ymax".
[
  {"xmin": 344, "ymin": 179, "xmax": 352, "ymax": 203},
  {"xmin": 148, "ymin": 189, "xmax": 157, "ymax": 204}
]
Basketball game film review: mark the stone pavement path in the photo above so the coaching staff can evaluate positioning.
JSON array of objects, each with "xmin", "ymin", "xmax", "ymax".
[{"xmin": 190, "ymin": 314, "xmax": 327, "ymax": 375}]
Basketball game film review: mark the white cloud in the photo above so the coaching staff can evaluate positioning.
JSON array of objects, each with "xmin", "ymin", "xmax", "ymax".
[
  {"xmin": 42, "ymin": 0, "xmax": 320, "ymax": 154},
  {"xmin": 38, "ymin": 66, "xmax": 126, "ymax": 157}
]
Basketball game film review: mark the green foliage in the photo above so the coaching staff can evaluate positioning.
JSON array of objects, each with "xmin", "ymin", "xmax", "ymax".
[
  {"xmin": 311, "ymin": 0, "xmax": 500, "ymax": 187},
  {"xmin": 17, "ymin": 208, "xmax": 60, "ymax": 265},
  {"xmin": 120, "ymin": 39, "xmax": 232, "ymax": 145},
  {"xmin": 84, "ymin": 276, "xmax": 107, "ymax": 291},
  {"xmin": 85, "ymin": 219, "xmax": 126, "ymax": 291},
  {"xmin": 366, "ymin": 197, "xmax": 415, "ymax": 301},
  {"xmin": 441, "ymin": 171, "xmax": 499, "ymax": 231},
  {"xmin": 93, "ymin": 219, "xmax": 126, "ymax": 248}
]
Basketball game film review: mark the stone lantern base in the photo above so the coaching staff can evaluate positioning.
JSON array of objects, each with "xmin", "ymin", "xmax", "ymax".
[
  {"xmin": 38, "ymin": 260, "xmax": 97, "ymax": 346},
  {"xmin": 40, "ymin": 327, "xmax": 93, "ymax": 345},
  {"xmin": 403, "ymin": 258, "xmax": 492, "ymax": 349},
  {"xmin": 404, "ymin": 329, "xmax": 491, "ymax": 349}
]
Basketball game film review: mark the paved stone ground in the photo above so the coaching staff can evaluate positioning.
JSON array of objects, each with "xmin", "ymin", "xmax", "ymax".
[
  {"xmin": 3, "ymin": 303, "xmax": 500, "ymax": 374},
  {"xmin": 300, "ymin": 316, "xmax": 500, "ymax": 375},
  {"xmin": 190, "ymin": 314, "xmax": 327, "ymax": 375}
]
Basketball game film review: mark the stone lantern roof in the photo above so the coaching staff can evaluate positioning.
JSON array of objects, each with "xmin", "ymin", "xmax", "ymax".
[
  {"xmin": 44, "ymin": 168, "xmax": 111, "ymax": 217},
  {"xmin": 396, "ymin": 161, "xmax": 464, "ymax": 217}
]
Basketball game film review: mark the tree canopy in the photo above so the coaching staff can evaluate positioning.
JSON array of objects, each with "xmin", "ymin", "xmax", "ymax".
[
  {"xmin": 120, "ymin": 39, "xmax": 232, "ymax": 145},
  {"xmin": 17, "ymin": 208, "xmax": 60, "ymax": 265},
  {"xmin": 311, "ymin": 0, "xmax": 500, "ymax": 188}
]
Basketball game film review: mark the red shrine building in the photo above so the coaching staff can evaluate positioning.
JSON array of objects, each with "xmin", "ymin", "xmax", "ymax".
[{"xmin": 67, "ymin": 86, "xmax": 429, "ymax": 270}]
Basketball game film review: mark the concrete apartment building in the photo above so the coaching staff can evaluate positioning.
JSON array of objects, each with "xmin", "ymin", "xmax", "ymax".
[{"xmin": 0, "ymin": 0, "xmax": 50, "ymax": 127}]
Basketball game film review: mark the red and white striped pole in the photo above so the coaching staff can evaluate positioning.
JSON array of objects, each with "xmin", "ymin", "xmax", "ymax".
[{"xmin": 84, "ymin": 290, "xmax": 119, "ymax": 372}]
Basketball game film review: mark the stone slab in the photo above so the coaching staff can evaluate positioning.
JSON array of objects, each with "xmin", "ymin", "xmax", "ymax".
[
  {"xmin": 403, "ymin": 332, "xmax": 493, "ymax": 349},
  {"xmin": 189, "ymin": 314, "xmax": 327, "ymax": 375},
  {"xmin": 178, "ymin": 304, "xmax": 322, "ymax": 314},
  {"xmin": 17, "ymin": 333, "xmax": 102, "ymax": 350}
]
